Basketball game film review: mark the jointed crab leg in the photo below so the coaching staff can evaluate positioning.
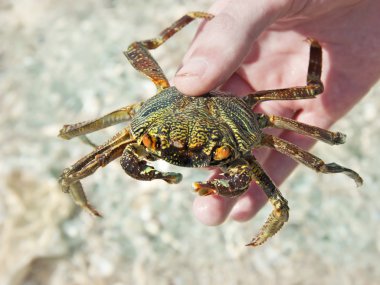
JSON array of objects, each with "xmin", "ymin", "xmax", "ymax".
[
  {"xmin": 257, "ymin": 113, "xmax": 346, "ymax": 145},
  {"xmin": 193, "ymin": 155, "xmax": 289, "ymax": 246},
  {"xmin": 58, "ymin": 102, "xmax": 144, "ymax": 140},
  {"xmin": 245, "ymin": 39, "xmax": 324, "ymax": 106},
  {"xmin": 261, "ymin": 134, "xmax": 363, "ymax": 186},
  {"xmin": 124, "ymin": 12, "xmax": 214, "ymax": 92},
  {"xmin": 59, "ymin": 128, "xmax": 135, "ymax": 216},
  {"xmin": 246, "ymin": 157, "xmax": 289, "ymax": 247}
]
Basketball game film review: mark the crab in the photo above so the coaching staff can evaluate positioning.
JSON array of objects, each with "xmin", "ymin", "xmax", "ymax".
[{"xmin": 58, "ymin": 12, "xmax": 363, "ymax": 247}]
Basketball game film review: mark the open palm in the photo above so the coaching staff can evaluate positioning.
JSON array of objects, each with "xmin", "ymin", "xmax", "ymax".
[{"xmin": 174, "ymin": 0, "xmax": 380, "ymax": 225}]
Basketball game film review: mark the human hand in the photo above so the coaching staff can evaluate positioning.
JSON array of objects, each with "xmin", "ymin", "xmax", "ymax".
[{"xmin": 174, "ymin": 0, "xmax": 380, "ymax": 226}]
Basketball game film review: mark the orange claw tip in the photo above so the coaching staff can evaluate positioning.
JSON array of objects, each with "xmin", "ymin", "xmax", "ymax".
[
  {"xmin": 192, "ymin": 182, "xmax": 216, "ymax": 196},
  {"xmin": 192, "ymin": 181, "xmax": 210, "ymax": 189},
  {"xmin": 192, "ymin": 181, "xmax": 201, "ymax": 189}
]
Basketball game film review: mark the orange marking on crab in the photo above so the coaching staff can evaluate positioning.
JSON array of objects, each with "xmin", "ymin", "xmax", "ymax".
[
  {"xmin": 213, "ymin": 146, "xmax": 231, "ymax": 160},
  {"xmin": 142, "ymin": 134, "xmax": 153, "ymax": 149}
]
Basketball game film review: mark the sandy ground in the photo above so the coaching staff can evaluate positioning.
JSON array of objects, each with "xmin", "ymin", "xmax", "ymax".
[{"xmin": 1, "ymin": 1, "xmax": 379, "ymax": 284}]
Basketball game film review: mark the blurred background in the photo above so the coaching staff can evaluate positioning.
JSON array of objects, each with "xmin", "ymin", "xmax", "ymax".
[{"xmin": 0, "ymin": 0, "xmax": 379, "ymax": 284}]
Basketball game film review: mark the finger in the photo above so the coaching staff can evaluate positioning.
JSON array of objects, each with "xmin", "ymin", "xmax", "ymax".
[
  {"xmin": 191, "ymin": 168, "xmax": 237, "ymax": 226},
  {"xmin": 228, "ymin": 183, "xmax": 269, "ymax": 222},
  {"xmin": 191, "ymin": 146, "xmax": 275, "ymax": 226},
  {"xmin": 219, "ymin": 73, "xmax": 254, "ymax": 97},
  {"xmin": 192, "ymin": 194, "xmax": 236, "ymax": 226},
  {"xmin": 174, "ymin": 0, "xmax": 290, "ymax": 95}
]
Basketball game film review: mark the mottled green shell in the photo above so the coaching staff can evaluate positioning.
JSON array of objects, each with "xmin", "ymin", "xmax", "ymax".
[{"xmin": 131, "ymin": 86, "xmax": 262, "ymax": 167}]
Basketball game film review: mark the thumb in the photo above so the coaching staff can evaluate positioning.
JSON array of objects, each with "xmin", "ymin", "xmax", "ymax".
[{"xmin": 174, "ymin": 0, "xmax": 291, "ymax": 96}]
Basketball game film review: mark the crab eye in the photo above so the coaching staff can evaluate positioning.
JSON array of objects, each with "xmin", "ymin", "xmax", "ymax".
[
  {"xmin": 154, "ymin": 136, "xmax": 161, "ymax": 149},
  {"xmin": 213, "ymin": 145, "xmax": 232, "ymax": 161}
]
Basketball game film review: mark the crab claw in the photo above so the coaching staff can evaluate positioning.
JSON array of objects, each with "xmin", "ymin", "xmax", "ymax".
[{"xmin": 193, "ymin": 181, "xmax": 217, "ymax": 196}]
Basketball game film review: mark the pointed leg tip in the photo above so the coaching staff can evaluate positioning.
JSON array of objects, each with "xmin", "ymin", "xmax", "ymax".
[
  {"xmin": 355, "ymin": 177, "xmax": 364, "ymax": 188},
  {"xmin": 347, "ymin": 170, "xmax": 363, "ymax": 187},
  {"xmin": 90, "ymin": 210, "xmax": 103, "ymax": 218},
  {"xmin": 246, "ymin": 236, "xmax": 267, "ymax": 247},
  {"xmin": 246, "ymin": 207, "xmax": 288, "ymax": 248},
  {"xmin": 323, "ymin": 163, "xmax": 364, "ymax": 188},
  {"xmin": 84, "ymin": 204, "xmax": 103, "ymax": 217}
]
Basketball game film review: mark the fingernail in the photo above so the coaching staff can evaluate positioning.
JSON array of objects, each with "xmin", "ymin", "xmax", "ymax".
[{"xmin": 176, "ymin": 58, "xmax": 208, "ymax": 78}]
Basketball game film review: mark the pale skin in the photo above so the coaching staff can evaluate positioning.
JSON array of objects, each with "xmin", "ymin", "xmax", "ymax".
[{"xmin": 174, "ymin": 0, "xmax": 380, "ymax": 225}]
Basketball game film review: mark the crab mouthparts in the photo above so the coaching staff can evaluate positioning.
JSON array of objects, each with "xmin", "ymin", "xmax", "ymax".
[{"xmin": 159, "ymin": 146, "xmax": 211, "ymax": 168}]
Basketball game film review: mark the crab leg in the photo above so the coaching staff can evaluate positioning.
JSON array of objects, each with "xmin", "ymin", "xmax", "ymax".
[
  {"xmin": 124, "ymin": 12, "xmax": 214, "ymax": 92},
  {"xmin": 261, "ymin": 134, "xmax": 363, "ymax": 186},
  {"xmin": 245, "ymin": 39, "xmax": 324, "ymax": 106},
  {"xmin": 59, "ymin": 127, "xmax": 135, "ymax": 216},
  {"xmin": 58, "ymin": 102, "xmax": 144, "ymax": 140},
  {"xmin": 120, "ymin": 144, "xmax": 182, "ymax": 184},
  {"xmin": 257, "ymin": 113, "xmax": 346, "ymax": 145},
  {"xmin": 246, "ymin": 157, "xmax": 290, "ymax": 247},
  {"xmin": 193, "ymin": 156, "xmax": 289, "ymax": 246}
]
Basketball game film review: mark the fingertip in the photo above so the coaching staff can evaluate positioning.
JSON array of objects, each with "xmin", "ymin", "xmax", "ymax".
[
  {"xmin": 174, "ymin": 58, "xmax": 211, "ymax": 96},
  {"xmin": 230, "ymin": 187, "xmax": 268, "ymax": 222},
  {"xmin": 192, "ymin": 195, "xmax": 235, "ymax": 226},
  {"xmin": 174, "ymin": 11, "xmax": 254, "ymax": 96}
]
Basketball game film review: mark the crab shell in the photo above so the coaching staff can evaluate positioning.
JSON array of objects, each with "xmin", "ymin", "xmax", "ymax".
[{"xmin": 131, "ymin": 87, "xmax": 262, "ymax": 167}]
